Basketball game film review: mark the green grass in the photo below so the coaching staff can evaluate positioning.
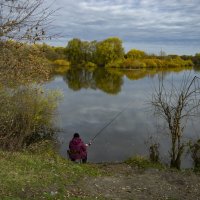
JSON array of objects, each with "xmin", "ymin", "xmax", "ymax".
[
  {"xmin": 125, "ymin": 155, "xmax": 165, "ymax": 170},
  {"xmin": 0, "ymin": 141, "xmax": 101, "ymax": 200}
]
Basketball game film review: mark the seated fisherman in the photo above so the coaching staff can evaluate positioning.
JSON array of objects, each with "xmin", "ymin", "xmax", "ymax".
[{"xmin": 68, "ymin": 133, "xmax": 91, "ymax": 163}]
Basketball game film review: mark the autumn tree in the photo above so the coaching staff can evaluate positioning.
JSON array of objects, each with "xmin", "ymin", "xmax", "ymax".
[
  {"xmin": 35, "ymin": 43, "xmax": 66, "ymax": 61},
  {"xmin": 95, "ymin": 37, "xmax": 124, "ymax": 66},
  {"xmin": 65, "ymin": 37, "xmax": 124, "ymax": 66},
  {"xmin": 126, "ymin": 49, "xmax": 146, "ymax": 59},
  {"xmin": 193, "ymin": 53, "xmax": 200, "ymax": 66},
  {"xmin": 66, "ymin": 38, "xmax": 97, "ymax": 65},
  {"xmin": 0, "ymin": 0, "xmax": 56, "ymax": 85},
  {"xmin": 0, "ymin": 0, "xmax": 60, "ymax": 150}
]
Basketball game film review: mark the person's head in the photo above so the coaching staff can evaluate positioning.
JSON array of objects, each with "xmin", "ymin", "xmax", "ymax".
[{"xmin": 73, "ymin": 133, "xmax": 80, "ymax": 138}]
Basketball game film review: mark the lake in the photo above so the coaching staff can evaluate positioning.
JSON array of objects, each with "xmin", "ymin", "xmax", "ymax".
[{"xmin": 46, "ymin": 67, "xmax": 200, "ymax": 167}]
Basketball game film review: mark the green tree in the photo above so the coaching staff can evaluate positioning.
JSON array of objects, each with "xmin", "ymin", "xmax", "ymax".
[
  {"xmin": 35, "ymin": 43, "xmax": 58, "ymax": 61},
  {"xmin": 95, "ymin": 37, "xmax": 124, "ymax": 66},
  {"xmin": 54, "ymin": 46, "xmax": 67, "ymax": 59},
  {"xmin": 35, "ymin": 44, "xmax": 67, "ymax": 61},
  {"xmin": 126, "ymin": 49, "xmax": 146, "ymax": 59},
  {"xmin": 65, "ymin": 38, "xmax": 97, "ymax": 65},
  {"xmin": 193, "ymin": 53, "xmax": 200, "ymax": 66},
  {"xmin": 66, "ymin": 38, "xmax": 84, "ymax": 64}
]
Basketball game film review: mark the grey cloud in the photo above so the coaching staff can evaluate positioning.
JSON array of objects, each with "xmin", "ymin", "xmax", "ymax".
[
  {"xmin": 81, "ymin": 20, "xmax": 107, "ymax": 26},
  {"xmin": 48, "ymin": 0, "xmax": 200, "ymax": 54}
]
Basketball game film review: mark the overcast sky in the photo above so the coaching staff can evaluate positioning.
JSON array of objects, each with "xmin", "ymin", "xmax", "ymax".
[{"xmin": 48, "ymin": 0, "xmax": 200, "ymax": 55}]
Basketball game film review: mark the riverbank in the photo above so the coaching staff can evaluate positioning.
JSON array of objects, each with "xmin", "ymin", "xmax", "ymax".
[{"xmin": 0, "ymin": 141, "xmax": 200, "ymax": 200}]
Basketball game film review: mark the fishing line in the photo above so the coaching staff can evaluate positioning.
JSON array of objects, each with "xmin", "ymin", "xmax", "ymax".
[{"xmin": 89, "ymin": 103, "xmax": 131, "ymax": 144}]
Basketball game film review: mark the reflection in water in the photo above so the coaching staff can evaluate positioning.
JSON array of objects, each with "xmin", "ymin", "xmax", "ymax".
[
  {"xmin": 59, "ymin": 66, "xmax": 192, "ymax": 94},
  {"xmin": 63, "ymin": 68, "xmax": 123, "ymax": 94},
  {"xmin": 46, "ymin": 67, "xmax": 199, "ymax": 168}
]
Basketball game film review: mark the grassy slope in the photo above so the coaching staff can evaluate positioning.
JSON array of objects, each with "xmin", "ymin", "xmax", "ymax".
[
  {"xmin": 0, "ymin": 141, "xmax": 101, "ymax": 200},
  {"xmin": 1, "ymin": 141, "xmax": 199, "ymax": 200}
]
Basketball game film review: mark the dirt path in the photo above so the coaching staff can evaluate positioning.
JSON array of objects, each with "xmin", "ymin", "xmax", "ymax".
[{"xmin": 73, "ymin": 163, "xmax": 200, "ymax": 200}]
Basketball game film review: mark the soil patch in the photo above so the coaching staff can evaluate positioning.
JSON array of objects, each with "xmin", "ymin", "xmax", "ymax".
[{"xmin": 77, "ymin": 163, "xmax": 200, "ymax": 200}]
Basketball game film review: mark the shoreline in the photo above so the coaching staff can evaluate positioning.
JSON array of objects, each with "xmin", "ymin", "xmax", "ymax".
[{"xmin": 1, "ymin": 143, "xmax": 200, "ymax": 199}]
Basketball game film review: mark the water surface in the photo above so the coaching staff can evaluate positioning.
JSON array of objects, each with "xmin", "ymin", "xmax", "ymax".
[{"xmin": 46, "ymin": 68, "xmax": 200, "ymax": 167}]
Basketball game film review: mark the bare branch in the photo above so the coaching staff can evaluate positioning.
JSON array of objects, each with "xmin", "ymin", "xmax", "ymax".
[
  {"xmin": 151, "ymin": 74, "xmax": 200, "ymax": 169},
  {"xmin": 0, "ymin": 0, "xmax": 57, "ymax": 42}
]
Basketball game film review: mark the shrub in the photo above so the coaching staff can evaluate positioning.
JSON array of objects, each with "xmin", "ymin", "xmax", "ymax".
[
  {"xmin": 164, "ymin": 58, "xmax": 194, "ymax": 68},
  {"xmin": 54, "ymin": 59, "xmax": 70, "ymax": 66},
  {"xmin": 121, "ymin": 59, "xmax": 146, "ymax": 68},
  {"xmin": 126, "ymin": 49, "xmax": 146, "ymax": 59},
  {"xmin": 125, "ymin": 156, "xmax": 164, "ymax": 169},
  {"xmin": 105, "ymin": 59, "xmax": 123, "ymax": 68},
  {"xmin": 183, "ymin": 59, "xmax": 193, "ymax": 66},
  {"xmin": 0, "ymin": 86, "xmax": 62, "ymax": 150},
  {"xmin": 143, "ymin": 59, "xmax": 158, "ymax": 68},
  {"xmin": 189, "ymin": 139, "xmax": 200, "ymax": 170},
  {"xmin": 0, "ymin": 41, "xmax": 51, "ymax": 86}
]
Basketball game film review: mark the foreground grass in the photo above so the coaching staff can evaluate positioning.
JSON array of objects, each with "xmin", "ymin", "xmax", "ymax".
[
  {"xmin": 0, "ymin": 141, "xmax": 101, "ymax": 200},
  {"xmin": 2, "ymin": 141, "xmax": 198, "ymax": 200}
]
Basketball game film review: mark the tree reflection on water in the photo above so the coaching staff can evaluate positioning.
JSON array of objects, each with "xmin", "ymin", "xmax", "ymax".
[{"xmin": 60, "ymin": 66, "xmax": 192, "ymax": 94}]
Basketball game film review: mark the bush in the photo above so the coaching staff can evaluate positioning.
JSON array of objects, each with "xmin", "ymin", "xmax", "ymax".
[
  {"xmin": 189, "ymin": 139, "xmax": 200, "ymax": 170},
  {"xmin": 165, "ymin": 61, "xmax": 179, "ymax": 68},
  {"xmin": 0, "ymin": 86, "xmax": 62, "ymax": 150},
  {"xmin": 105, "ymin": 59, "xmax": 123, "ymax": 68},
  {"xmin": 53, "ymin": 59, "xmax": 70, "ymax": 66},
  {"xmin": 0, "ymin": 41, "xmax": 51, "ymax": 86},
  {"xmin": 122, "ymin": 59, "xmax": 146, "ymax": 68},
  {"xmin": 143, "ymin": 59, "xmax": 158, "ymax": 68},
  {"xmin": 164, "ymin": 58, "xmax": 194, "ymax": 68},
  {"xmin": 126, "ymin": 49, "xmax": 146, "ymax": 59},
  {"xmin": 125, "ymin": 156, "xmax": 164, "ymax": 169},
  {"xmin": 182, "ymin": 59, "xmax": 193, "ymax": 67}
]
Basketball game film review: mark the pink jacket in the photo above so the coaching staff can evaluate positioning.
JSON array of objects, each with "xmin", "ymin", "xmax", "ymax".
[{"xmin": 69, "ymin": 137, "xmax": 87, "ymax": 160}]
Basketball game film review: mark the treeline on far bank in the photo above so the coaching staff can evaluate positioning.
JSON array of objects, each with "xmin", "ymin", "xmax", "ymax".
[{"xmin": 35, "ymin": 37, "xmax": 200, "ymax": 69}]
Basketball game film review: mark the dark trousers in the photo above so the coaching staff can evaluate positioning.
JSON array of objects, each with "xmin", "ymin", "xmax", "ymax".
[{"xmin": 67, "ymin": 150, "xmax": 87, "ymax": 163}]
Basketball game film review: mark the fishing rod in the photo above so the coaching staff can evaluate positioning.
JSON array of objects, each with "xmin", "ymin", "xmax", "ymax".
[{"xmin": 89, "ymin": 103, "xmax": 131, "ymax": 144}]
